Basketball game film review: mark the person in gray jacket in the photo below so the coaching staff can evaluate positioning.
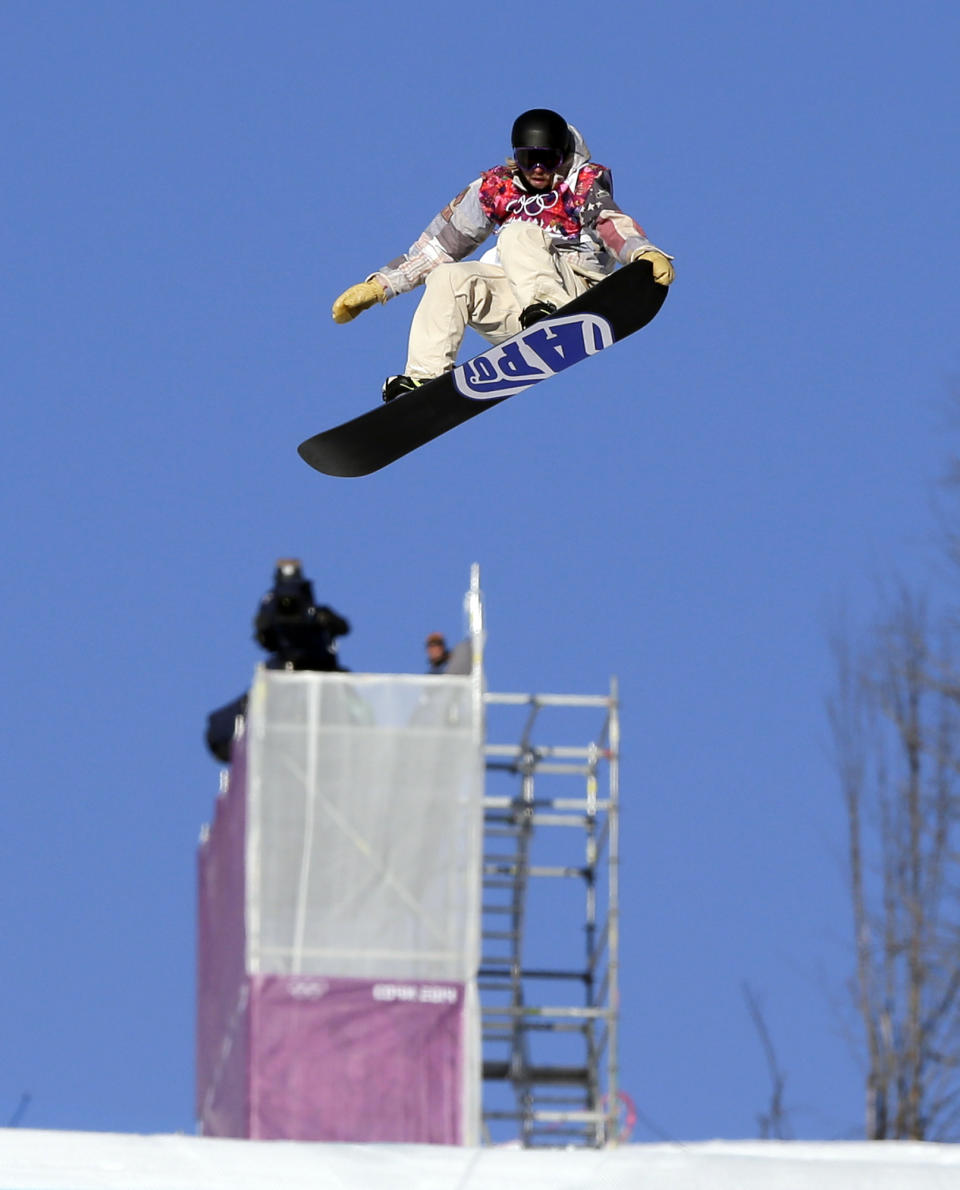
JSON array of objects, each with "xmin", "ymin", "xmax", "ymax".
[{"xmin": 425, "ymin": 632, "xmax": 472, "ymax": 676}]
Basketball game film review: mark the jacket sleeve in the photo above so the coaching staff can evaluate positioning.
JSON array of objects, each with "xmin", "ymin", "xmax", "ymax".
[
  {"xmin": 581, "ymin": 169, "xmax": 670, "ymax": 265},
  {"xmin": 370, "ymin": 179, "xmax": 495, "ymax": 299}
]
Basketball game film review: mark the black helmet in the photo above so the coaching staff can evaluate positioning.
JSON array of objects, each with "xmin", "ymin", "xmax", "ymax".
[{"xmin": 511, "ymin": 108, "xmax": 572, "ymax": 171}]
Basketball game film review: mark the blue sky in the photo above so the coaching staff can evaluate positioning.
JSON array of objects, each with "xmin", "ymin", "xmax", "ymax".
[{"xmin": 2, "ymin": 0, "xmax": 959, "ymax": 1143}]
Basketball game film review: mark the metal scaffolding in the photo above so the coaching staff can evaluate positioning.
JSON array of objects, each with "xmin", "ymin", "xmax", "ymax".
[{"xmin": 479, "ymin": 684, "xmax": 621, "ymax": 1148}]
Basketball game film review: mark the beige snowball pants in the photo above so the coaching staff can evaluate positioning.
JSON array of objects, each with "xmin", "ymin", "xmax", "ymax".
[{"xmin": 404, "ymin": 221, "xmax": 592, "ymax": 380}]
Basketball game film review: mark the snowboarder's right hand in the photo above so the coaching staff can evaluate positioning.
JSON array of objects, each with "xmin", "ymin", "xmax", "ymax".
[{"xmin": 332, "ymin": 280, "xmax": 386, "ymax": 324}]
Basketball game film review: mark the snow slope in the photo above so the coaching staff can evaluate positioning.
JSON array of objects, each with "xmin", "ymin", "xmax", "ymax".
[{"xmin": 2, "ymin": 1130, "xmax": 960, "ymax": 1190}]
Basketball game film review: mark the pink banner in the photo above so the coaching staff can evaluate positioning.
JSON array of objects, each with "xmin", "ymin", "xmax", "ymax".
[
  {"xmin": 249, "ymin": 975, "xmax": 465, "ymax": 1143},
  {"xmin": 196, "ymin": 737, "xmax": 250, "ymax": 1137}
]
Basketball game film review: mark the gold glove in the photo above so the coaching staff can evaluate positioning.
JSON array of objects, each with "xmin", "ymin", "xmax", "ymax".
[
  {"xmin": 332, "ymin": 279, "xmax": 386, "ymax": 324},
  {"xmin": 632, "ymin": 248, "xmax": 675, "ymax": 287}
]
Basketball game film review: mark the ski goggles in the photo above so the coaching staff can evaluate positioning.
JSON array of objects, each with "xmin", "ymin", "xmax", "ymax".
[{"xmin": 514, "ymin": 146, "xmax": 565, "ymax": 171}]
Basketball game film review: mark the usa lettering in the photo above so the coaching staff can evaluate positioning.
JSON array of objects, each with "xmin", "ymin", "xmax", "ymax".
[{"xmin": 454, "ymin": 314, "xmax": 615, "ymax": 401}]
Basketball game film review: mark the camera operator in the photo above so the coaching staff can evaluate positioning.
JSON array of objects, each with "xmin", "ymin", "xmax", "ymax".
[
  {"xmin": 205, "ymin": 559, "xmax": 350, "ymax": 761},
  {"xmin": 255, "ymin": 558, "xmax": 350, "ymax": 672}
]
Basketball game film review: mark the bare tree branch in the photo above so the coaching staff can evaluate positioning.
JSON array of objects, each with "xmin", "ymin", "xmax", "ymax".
[
  {"xmin": 829, "ymin": 592, "xmax": 960, "ymax": 1139},
  {"xmin": 742, "ymin": 982, "xmax": 791, "ymax": 1140}
]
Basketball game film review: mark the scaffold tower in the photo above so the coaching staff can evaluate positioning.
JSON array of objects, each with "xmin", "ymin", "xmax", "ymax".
[
  {"xmin": 479, "ymin": 680, "xmax": 621, "ymax": 1147},
  {"xmin": 198, "ymin": 563, "xmax": 621, "ymax": 1149}
]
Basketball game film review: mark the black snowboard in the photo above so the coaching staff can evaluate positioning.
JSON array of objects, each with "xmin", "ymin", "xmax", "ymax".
[{"xmin": 298, "ymin": 258, "xmax": 668, "ymax": 477}]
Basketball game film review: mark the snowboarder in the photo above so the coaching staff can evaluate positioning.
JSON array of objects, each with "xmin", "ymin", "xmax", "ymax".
[{"xmin": 331, "ymin": 108, "xmax": 674, "ymax": 403}]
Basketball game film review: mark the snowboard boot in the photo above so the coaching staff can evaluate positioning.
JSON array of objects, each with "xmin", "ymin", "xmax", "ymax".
[
  {"xmin": 382, "ymin": 374, "xmax": 425, "ymax": 404},
  {"xmin": 519, "ymin": 301, "xmax": 558, "ymax": 330}
]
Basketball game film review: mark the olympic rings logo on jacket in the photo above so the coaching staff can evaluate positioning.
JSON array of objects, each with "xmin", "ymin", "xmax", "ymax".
[{"xmin": 479, "ymin": 165, "xmax": 607, "ymax": 240}]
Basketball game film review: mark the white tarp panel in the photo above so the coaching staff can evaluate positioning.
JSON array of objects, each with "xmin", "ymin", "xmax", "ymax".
[
  {"xmin": 3, "ymin": 1131, "xmax": 960, "ymax": 1190},
  {"xmin": 245, "ymin": 670, "xmax": 482, "ymax": 981},
  {"xmin": 236, "ymin": 670, "xmax": 484, "ymax": 1144}
]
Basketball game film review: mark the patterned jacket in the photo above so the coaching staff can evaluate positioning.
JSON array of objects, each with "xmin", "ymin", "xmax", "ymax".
[{"xmin": 371, "ymin": 126, "xmax": 664, "ymax": 300}]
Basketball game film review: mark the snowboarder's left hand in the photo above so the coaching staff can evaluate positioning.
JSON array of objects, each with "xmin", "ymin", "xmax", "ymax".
[
  {"xmin": 632, "ymin": 249, "xmax": 675, "ymax": 287},
  {"xmin": 332, "ymin": 280, "xmax": 387, "ymax": 324}
]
